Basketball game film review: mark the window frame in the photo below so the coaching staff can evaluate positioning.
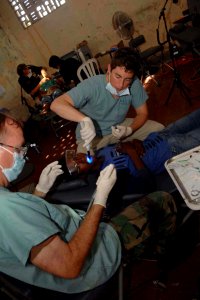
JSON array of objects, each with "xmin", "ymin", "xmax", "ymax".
[{"xmin": 8, "ymin": 0, "xmax": 66, "ymax": 28}]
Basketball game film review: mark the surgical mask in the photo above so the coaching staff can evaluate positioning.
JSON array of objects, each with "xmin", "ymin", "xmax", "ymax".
[
  {"xmin": 27, "ymin": 70, "xmax": 32, "ymax": 78},
  {"xmin": 106, "ymin": 73, "xmax": 130, "ymax": 97},
  {"xmin": 0, "ymin": 146, "xmax": 25, "ymax": 182},
  {"xmin": 106, "ymin": 82, "xmax": 130, "ymax": 97}
]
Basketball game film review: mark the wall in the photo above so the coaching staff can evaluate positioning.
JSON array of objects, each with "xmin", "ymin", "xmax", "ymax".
[{"xmin": 0, "ymin": 0, "xmax": 187, "ymax": 115}]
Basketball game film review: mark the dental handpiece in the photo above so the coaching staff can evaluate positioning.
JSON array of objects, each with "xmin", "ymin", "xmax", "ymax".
[
  {"xmin": 80, "ymin": 121, "xmax": 93, "ymax": 164},
  {"xmin": 86, "ymin": 144, "xmax": 93, "ymax": 164}
]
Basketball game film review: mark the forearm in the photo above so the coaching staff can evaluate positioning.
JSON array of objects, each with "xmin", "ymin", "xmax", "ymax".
[
  {"xmin": 68, "ymin": 204, "xmax": 104, "ymax": 274},
  {"xmin": 30, "ymin": 165, "xmax": 116, "ymax": 279},
  {"xmin": 30, "ymin": 204, "xmax": 104, "ymax": 278},
  {"xmin": 129, "ymin": 113, "xmax": 148, "ymax": 132},
  {"xmin": 30, "ymin": 83, "xmax": 41, "ymax": 96},
  {"xmin": 50, "ymin": 94, "xmax": 86, "ymax": 122},
  {"xmin": 129, "ymin": 103, "xmax": 148, "ymax": 133},
  {"xmin": 128, "ymin": 151, "xmax": 145, "ymax": 170}
]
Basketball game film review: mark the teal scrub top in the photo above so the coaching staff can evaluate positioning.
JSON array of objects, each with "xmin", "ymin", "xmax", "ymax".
[
  {"xmin": 0, "ymin": 187, "xmax": 121, "ymax": 294},
  {"xmin": 67, "ymin": 74, "xmax": 148, "ymax": 138}
]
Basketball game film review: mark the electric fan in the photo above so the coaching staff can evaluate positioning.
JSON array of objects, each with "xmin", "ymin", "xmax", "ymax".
[{"xmin": 112, "ymin": 11, "xmax": 134, "ymax": 40}]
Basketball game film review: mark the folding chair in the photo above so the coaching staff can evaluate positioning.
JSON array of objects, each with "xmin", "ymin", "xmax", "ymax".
[{"xmin": 77, "ymin": 58, "xmax": 101, "ymax": 81}]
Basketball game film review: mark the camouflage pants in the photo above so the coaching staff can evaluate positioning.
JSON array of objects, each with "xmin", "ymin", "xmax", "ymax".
[{"xmin": 109, "ymin": 191, "xmax": 177, "ymax": 258}]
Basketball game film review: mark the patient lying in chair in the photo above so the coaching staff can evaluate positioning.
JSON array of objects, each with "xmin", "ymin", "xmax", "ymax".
[
  {"xmin": 39, "ymin": 69, "xmax": 65, "ymax": 114},
  {"xmin": 48, "ymin": 147, "xmax": 153, "ymax": 218},
  {"xmin": 52, "ymin": 106, "xmax": 200, "ymax": 212}
]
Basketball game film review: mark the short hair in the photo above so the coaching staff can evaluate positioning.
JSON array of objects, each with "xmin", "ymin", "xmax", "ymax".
[
  {"xmin": 17, "ymin": 64, "xmax": 27, "ymax": 76},
  {"xmin": 0, "ymin": 108, "xmax": 13, "ymax": 137},
  {"xmin": 0, "ymin": 108, "xmax": 22, "ymax": 135},
  {"xmin": 49, "ymin": 55, "xmax": 61, "ymax": 68},
  {"xmin": 110, "ymin": 47, "xmax": 139, "ymax": 74},
  {"xmin": 0, "ymin": 108, "xmax": 20, "ymax": 121}
]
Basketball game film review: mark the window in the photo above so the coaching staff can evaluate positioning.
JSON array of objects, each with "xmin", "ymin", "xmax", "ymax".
[{"xmin": 8, "ymin": 0, "xmax": 66, "ymax": 28}]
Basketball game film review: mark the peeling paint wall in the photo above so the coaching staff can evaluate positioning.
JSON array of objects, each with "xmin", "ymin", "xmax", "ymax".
[{"xmin": 0, "ymin": 0, "xmax": 187, "ymax": 112}]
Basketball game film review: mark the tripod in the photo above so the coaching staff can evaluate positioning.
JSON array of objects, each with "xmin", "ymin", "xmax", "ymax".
[
  {"xmin": 157, "ymin": 0, "xmax": 192, "ymax": 105},
  {"xmin": 129, "ymin": 36, "xmax": 160, "ymax": 86}
]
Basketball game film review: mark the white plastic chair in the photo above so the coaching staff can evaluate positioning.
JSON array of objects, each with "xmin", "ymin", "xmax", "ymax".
[{"xmin": 77, "ymin": 58, "xmax": 101, "ymax": 81}]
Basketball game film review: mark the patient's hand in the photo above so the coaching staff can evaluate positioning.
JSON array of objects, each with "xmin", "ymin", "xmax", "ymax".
[
  {"xmin": 117, "ymin": 142, "xmax": 137, "ymax": 156},
  {"xmin": 117, "ymin": 142, "xmax": 145, "ymax": 170},
  {"xmin": 117, "ymin": 140, "xmax": 145, "ymax": 156},
  {"xmin": 131, "ymin": 139, "xmax": 145, "ymax": 156}
]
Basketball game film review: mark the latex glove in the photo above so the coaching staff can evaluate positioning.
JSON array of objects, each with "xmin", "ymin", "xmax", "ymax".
[
  {"xmin": 80, "ymin": 117, "xmax": 96, "ymax": 147},
  {"xmin": 93, "ymin": 164, "xmax": 117, "ymax": 207},
  {"xmin": 111, "ymin": 125, "xmax": 132, "ymax": 139},
  {"xmin": 36, "ymin": 161, "xmax": 64, "ymax": 194}
]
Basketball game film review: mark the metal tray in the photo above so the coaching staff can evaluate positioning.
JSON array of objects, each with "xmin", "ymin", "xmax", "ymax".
[{"xmin": 165, "ymin": 145, "xmax": 200, "ymax": 210}]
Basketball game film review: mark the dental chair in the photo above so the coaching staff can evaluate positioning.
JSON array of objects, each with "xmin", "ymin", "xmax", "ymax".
[
  {"xmin": 46, "ymin": 146, "xmax": 177, "ymax": 211},
  {"xmin": 0, "ymin": 270, "xmax": 118, "ymax": 300}
]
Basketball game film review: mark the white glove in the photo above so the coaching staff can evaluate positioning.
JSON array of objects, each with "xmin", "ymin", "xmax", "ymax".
[
  {"xmin": 36, "ymin": 161, "xmax": 64, "ymax": 194},
  {"xmin": 111, "ymin": 125, "xmax": 132, "ymax": 139},
  {"xmin": 93, "ymin": 164, "xmax": 117, "ymax": 208},
  {"xmin": 80, "ymin": 117, "xmax": 96, "ymax": 147}
]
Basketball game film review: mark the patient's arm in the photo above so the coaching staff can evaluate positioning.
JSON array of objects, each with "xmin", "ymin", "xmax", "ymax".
[
  {"xmin": 130, "ymin": 139, "xmax": 145, "ymax": 156},
  {"xmin": 118, "ymin": 142, "xmax": 145, "ymax": 170}
]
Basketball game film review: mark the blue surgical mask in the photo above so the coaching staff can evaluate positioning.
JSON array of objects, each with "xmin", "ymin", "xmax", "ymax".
[
  {"xmin": 105, "ymin": 74, "xmax": 130, "ymax": 97},
  {"xmin": 0, "ymin": 147, "xmax": 25, "ymax": 182}
]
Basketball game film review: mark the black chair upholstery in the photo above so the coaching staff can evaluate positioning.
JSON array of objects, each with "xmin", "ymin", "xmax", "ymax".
[
  {"xmin": 0, "ymin": 271, "xmax": 118, "ymax": 300},
  {"xmin": 46, "ymin": 168, "xmax": 176, "ymax": 216}
]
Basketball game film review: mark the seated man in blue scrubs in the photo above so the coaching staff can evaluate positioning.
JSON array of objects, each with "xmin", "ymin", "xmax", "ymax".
[{"xmin": 0, "ymin": 108, "xmax": 176, "ymax": 297}]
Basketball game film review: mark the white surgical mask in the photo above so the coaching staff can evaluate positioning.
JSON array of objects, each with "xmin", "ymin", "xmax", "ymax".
[
  {"xmin": 27, "ymin": 70, "xmax": 32, "ymax": 78},
  {"xmin": 105, "ymin": 74, "xmax": 130, "ymax": 97},
  {"xmin": 0, "ymin": 146, "xmax": 25, "ymax": 182},
  {"xmin": 106, "ymin": 82, "xmax": 130, "ymax": 97}
]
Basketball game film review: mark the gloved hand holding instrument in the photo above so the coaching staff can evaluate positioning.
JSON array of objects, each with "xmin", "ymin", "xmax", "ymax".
[
  {"xmin": 80, "ymin": 116, "xmax": 96, "ymax": 163},
  {"xmin": 111, "ymin": 125, "xmax": 132, "ymax": 140}
]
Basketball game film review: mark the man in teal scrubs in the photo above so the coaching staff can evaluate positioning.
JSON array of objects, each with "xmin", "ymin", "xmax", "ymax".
[
  {"xmin": 0, "ymin": 108, "xmax": 176, "ymax": 296},
  {"xmin": 51, "ymin": 47, "xmax": 164, "ymax": 154}
]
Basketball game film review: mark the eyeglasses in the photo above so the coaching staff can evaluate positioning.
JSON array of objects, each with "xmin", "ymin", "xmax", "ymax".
[
  {"xmin": 0, "ymin": 143, "xmax": 28, "ymax": 158},
  {"xmin": 0, "ymin": 142, "xmax": 40, "ymax": 159}
]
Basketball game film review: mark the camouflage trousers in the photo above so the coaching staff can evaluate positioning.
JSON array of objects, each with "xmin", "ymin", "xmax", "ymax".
[{"xmin": 109, "ymin": 191, "xmax": 177, "ymax": 258}]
